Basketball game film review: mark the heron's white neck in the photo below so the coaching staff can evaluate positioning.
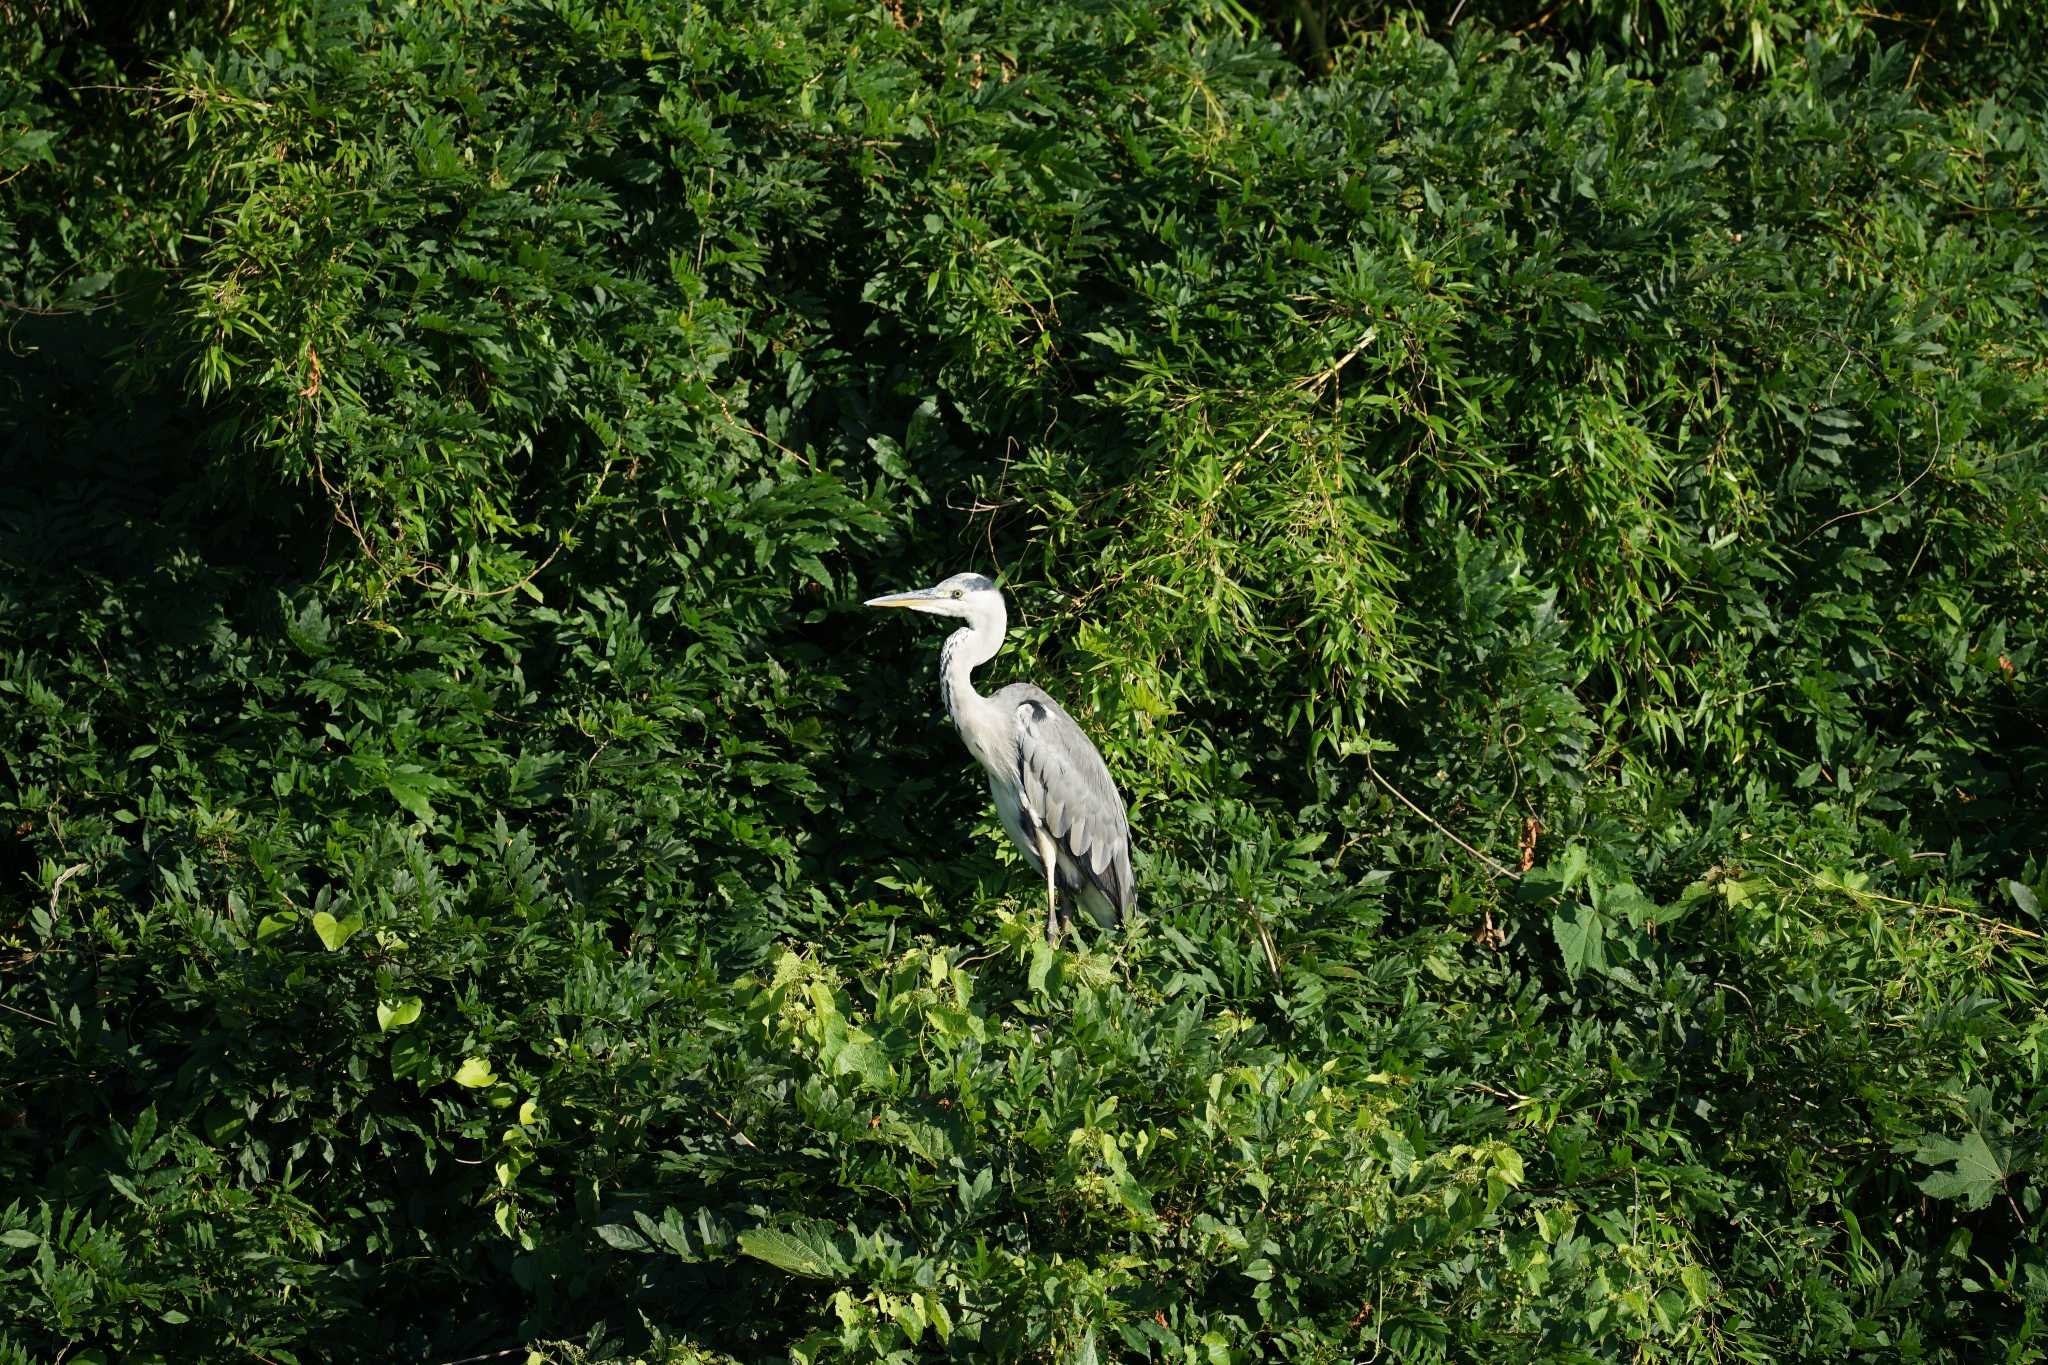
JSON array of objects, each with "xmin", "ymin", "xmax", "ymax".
[
  {"xmin": 938, "ymin": 619, "xmax": 1003, "ymax": 726},
  {"xmin": 931, "ymin": 592, "xmax": 1009, "ymax": 766}
]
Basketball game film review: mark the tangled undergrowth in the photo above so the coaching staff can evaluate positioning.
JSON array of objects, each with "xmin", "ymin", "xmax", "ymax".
[{"xmin": 2, "ymin": 0, "xmax": 2043, "ymax": 1359}]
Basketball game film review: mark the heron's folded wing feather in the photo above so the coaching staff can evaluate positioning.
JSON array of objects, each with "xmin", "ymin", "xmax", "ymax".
[{"xmin": 1010, "ymin": 691, "xmax": 1135, "ymax": 917}]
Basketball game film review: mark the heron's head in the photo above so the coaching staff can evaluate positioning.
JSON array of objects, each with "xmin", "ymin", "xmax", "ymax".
[{"xmin": 864, "ymin": 572, "xmax": 1005, "ymax": 627}]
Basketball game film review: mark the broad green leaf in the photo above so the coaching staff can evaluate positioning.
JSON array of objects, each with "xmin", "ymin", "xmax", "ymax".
[
  {"xmin": 1913, "ymin": 1131, "xmax": 2008, "ymax": 1210},
  {"xmin": 1597, "ymin": 879, "xmax": 1659, "ymax": 930},
  {"xmin": 1028, "ymin": 938, "xmax": 1055, "ymax": 994},
  {"xmin": 738, "ymin": 1226, "xmax": 846, "ymax": 1279},
  {"xmin": 376, "ymin": 997, "xmax": 423, "ymax": 1032},
  {"xmin": 385, "ymin": 765, "xmax": 448, "ymax": 822},
  {"xmin": 454, "ymin": 1057, "xmax": 497, "ymax": 1089},
  {"xmin": 595, "ymin": 1223, "xmax": 648, "ymax": 1251},
  {"xmin": 1551, "ymin": 903, "xmax": 1609, "ymax": 980},
  {"xmin": 311, "ymin": 911, "xmax": 363, "ymax": 952}
]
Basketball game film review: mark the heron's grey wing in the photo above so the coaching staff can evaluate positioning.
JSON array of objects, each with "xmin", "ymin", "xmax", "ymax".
[{"xmin": 1005, "ymin": 686, "xmax": 1135, "ymax": 921}]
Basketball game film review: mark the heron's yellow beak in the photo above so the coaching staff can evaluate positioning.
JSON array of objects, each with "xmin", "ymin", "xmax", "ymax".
[{"xmin": 863, "ymin": 590, "xmax": 936, "ymax": 609}]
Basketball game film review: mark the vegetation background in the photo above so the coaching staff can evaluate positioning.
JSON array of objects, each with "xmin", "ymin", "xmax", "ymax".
[{"xmin": 3, "ymin": 0, "xmax": 2045, "ymax": 1359}]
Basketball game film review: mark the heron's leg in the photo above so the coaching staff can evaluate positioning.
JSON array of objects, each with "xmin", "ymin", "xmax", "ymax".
[{"xmin": 1034, "ymin": 828, "xmax": 1061, "ymax": 946}]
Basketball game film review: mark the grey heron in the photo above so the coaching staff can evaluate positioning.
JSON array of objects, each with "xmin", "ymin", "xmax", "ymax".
[{"xmin": 865, "ymin": 573, "xmax": 1134, "ymax": 944}]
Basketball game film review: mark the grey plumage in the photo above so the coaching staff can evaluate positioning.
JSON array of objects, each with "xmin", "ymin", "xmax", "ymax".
[{"xmin": 865, "ymin": 573, "xmax": 1135, "ymax": 942}]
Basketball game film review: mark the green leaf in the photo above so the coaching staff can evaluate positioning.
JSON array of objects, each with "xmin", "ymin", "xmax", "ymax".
[
  {"xmin": 0, "ymin": 1229, "xmax": 40, "ymax": 1248},
  {"xmin": 389, "ymin": 1031, "xmax": 435, "ymax": 1084},
  {"xmin": 311, "ymin": 911, "xmax": 364, "ymax": 952},
  {"xmin": 737, "ymin": 1225, "xmax": 847, "ymax": 1279},
  {"xmin": 595, "ymin": 1223, "xmax": 649, "ymax": 1251},
  {"xmin": 385, "ymin": 765, "xmax": 449, "ymax": 822},
  {"xmin": 1551, "ymin": 903, "xmax": 1609, "ymax": 980},
  {"xmin": 453, "ymin": 1057, "xmax": 497, "ymax": 1089},
  {"xmin": 1028, "ymin": 938, "xmax": 1056, "ymax": 994},
  {"xmin": 1913, "ymin": 1130, "xmax": 2008, "ymax": 1210},
  {"xmin": 376, "ymin": 997, "xmax": 424, "ymax": 1032},
  {"xmin": 1596, "ymin": 879, "xmax": 1659, "ymax": 930}
]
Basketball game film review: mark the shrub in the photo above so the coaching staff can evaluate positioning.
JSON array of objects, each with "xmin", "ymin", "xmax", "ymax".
[{"xmin": 1, "ymin": 0, "xmax": 2042, "ymax": 1359}]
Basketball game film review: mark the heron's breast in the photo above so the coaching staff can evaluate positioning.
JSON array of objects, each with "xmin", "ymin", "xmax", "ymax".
[
  {"xmin": 989, "ymin": 779, "xmax": 1037, "ymax": 864},
  {"xmin": 960, "ymin": 721, "xmax": 1022, "ymax": 784}
]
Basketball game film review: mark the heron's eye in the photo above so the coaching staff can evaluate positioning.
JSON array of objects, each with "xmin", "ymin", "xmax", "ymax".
[{"xmin": 950, "ymin": 589, "xmax": 963, "ymax": 599}]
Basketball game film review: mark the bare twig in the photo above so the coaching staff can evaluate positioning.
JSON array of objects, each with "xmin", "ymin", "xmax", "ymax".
[
  {"xmin": 49, "ymin": 862, "xmax": 88, "ymax": 914},
  {"xmin": 1363, "ymin": 750, "xmax": 1520, "ymax": 880},
  {"xmin": 1464, "ymin": 1079, "xmax": 1534, "ymax": 1106},
  {"xmin": 1243, "ymin": 899, "xmax": 1283, "ymax": 986},
  {"xmin": 429, "ymin": 541, "xmax": 566, "ymax": 601},
  {"xmin": 1798, "ymin": 405, "xmax": 1943, "ymax": 545},
  {"xmin": 1711, "ymin": 979, "xmax": 1754, "ymax": 1010},
  {"xmin": 1759, "ymin": 851, "xmax": 2043, "ymax": 942},
  {"xmin": 709, "ymin": 1105, "xmax": 759, "ymax": 1150},
  {"xmin": 0, "ymin": 1000, "xmax": 58, "ymax": 1028},
  {"xmin": 430, "ymin": 1336, "xmax": 586, "ymax": 1365}
]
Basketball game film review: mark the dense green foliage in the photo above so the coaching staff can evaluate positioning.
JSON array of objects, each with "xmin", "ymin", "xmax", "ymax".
[{"xmin": 3, "ymin": 0, "xmax": 2045, "ymax": 1359}]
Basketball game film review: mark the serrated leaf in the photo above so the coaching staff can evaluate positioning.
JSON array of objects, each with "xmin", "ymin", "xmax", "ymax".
[
  {"xmin": 1551, "ymin": 903, "xmax": 1609, "ymax": 980},
  {"xmin": 1597, "ymin": 879, "xmax": 1659, "ymax": 930},
  {"xmin": 1913, "ymin": 1130, "xmax": 2007, "ymax": 1210},
  {"xmin": 737, "ymin": 1225, "xmax": 847, "ymax": 1279}
]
